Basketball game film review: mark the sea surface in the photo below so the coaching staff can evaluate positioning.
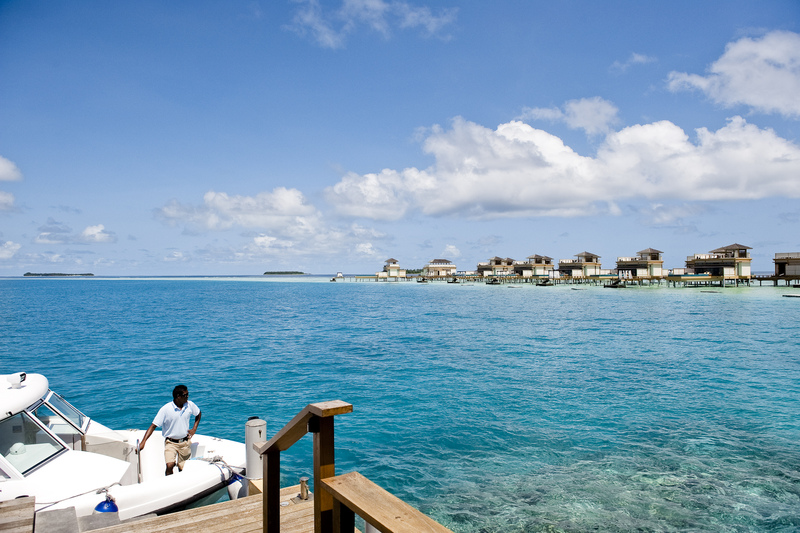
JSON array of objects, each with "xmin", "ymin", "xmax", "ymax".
[{"xmin": 2, "ymin": 277, "xmax": 800, "ymax": 532}]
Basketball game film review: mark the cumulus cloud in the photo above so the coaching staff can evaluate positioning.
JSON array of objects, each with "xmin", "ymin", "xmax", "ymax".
[
  {"xmin": 0, "ymin": 156, "xmax": 22, "ymax": 181},
  {"xmin": 668, "ymin": 30, "xmax": 800, "ymax": 118},
  {"xmin": 288, "ymin": 0, "xmax": 457, "ymax": 49},
  {"xmin": 611, "ymin": 52, "xmax": 656, "ymax": 73},
  {"xmin": 325, "ymin": 114, "xmax": 800, "ymax": 220},
  {"xmin": 0, "ymin": 241, "xmax": 21, "ymax": 260},
  {"xmin": 519, "ymin": 97, "xmax": 620, "ymax": 136},
  {"xmin": 79, "ymin": 224, "xmax": 117, "ymax": 243}
]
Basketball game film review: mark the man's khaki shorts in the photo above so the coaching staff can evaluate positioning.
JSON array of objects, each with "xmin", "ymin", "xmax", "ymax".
[{"xmin": 164, "ymin": 439, "xmax": 192, "ymax": 470}]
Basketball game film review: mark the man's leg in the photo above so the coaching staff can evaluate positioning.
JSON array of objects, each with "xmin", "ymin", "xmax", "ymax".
[
  {"xmin": 175, "ymin": 441, "xmax": 192, "ymax": 472},
  {"xmin": 164, "ymin": 441, "xmax": 179, "ymax": 476}
]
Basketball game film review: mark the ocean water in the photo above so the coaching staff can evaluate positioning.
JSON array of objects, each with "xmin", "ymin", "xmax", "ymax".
[{"xmin": 2, "ymin": 277, "xmax": 800, "ymax": 532}]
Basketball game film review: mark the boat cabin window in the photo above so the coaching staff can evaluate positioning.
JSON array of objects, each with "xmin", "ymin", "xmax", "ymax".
[
  {"xmin": 0, "ymin": 412, "xmax": 66, "ymax": 475},
  {"xmin": 46, "ymin": 392, "xmax": 87, "ymax": 431},
  {"xmin": 32, "ymin": 402, "xmax": 83, "ymax": 450}
]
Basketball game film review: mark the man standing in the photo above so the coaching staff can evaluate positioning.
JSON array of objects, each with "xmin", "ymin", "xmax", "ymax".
[{"xmin": 139, "ymin": 385, "xmax": 201, "ymax": 475}]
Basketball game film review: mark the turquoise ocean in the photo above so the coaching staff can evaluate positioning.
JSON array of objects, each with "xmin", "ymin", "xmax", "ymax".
[{"xmin": 2, "ymin": 277, "xmax": 800, "ymax": 532}]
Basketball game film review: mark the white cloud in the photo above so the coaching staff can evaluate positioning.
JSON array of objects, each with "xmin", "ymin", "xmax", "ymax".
[
  {"xmin": 0, "ymin": 156, "xmax": 22, "ymax": 181},
  {"xmin": 0, "ymin": 241, "xmax": 21, "ymax": 260},
  {"xmin": 79, "ymin": 224, "xmax": 117, "ymax": 243},
  {"xmin": 668, "ymin": 30, "xmax": 800, "ymax": 118},
  {"xmin": 519, "ymin": 97, "xmax": 620, "ymax": 135},
  {"xmin": 157, "ymin": 188, "xmax": 395, "ymax": 262},
  {"xmin": 288, "ymin": 0, "xmax": 456, "ymax": 49},
  {"xmin": 326, "ymin": 114, "xmax": 800, "ymax": 220},
  {"xmin": 441, "ymin": 244, "xmax": 461, "ymax": 258},
  {"xmin": 355, "ymin": 242, "xmax": 380, "ymax": 256},
  {"xmin": 158, "ymin": 187, "xmax": 322, "ymax": 239},
  {"xmin": 164, "ymin": 251, "xmax": 189, "ymax": 262},
  {"xmin": 611, "ymin": 52, "xmax": 656, "ymax": 72},
  {"xmin": 635, "ymin": 203, "xmax": 708, "ymax": 227},
  {"xmin": 0, "ymin": 191, "xmax": 15, "ymax": 211},
  {"xmin": 34, "ymin": 219, "xmax": 117, "ymax": 244}
]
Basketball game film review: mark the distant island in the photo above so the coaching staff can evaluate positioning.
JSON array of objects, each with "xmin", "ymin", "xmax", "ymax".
[
  {"xmin": 23, "ymin": 272, "xmax": 94, "ymax": 277},
  {"xmin": 263, "ymin": 271, "xmax": 307, "ymax": 275}
]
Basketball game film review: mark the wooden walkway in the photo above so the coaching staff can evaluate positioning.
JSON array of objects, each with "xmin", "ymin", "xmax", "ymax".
[{"xmin": 92, "ymin": 485, "xmax": 339, "ymax": 533}]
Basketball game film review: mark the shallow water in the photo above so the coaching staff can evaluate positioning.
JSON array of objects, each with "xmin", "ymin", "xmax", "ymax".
[{"xmin": 2, "ymin": 278, "xmax": 800, "ymax": 532}]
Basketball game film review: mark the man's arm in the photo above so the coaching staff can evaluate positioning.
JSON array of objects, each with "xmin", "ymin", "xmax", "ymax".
[
  {"xmin": 188, "ymin": 411, "xmax": 201, "ymax": 438},
  {"xmin": 138, "ymin": 423, "xmax": 157, "ymax": 451}
]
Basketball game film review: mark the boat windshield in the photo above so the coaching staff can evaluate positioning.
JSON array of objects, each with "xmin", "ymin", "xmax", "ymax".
[
  {"xmin": 32, "ymin": 402, "xmax": 83, "ymax": 450},
  {"xmin": 46, "ymin": 392, "xmax": 87, "ymax": 431},
  {"xmin": 0, "ymin": 412, "xmax": 66, "ymax": 475}
]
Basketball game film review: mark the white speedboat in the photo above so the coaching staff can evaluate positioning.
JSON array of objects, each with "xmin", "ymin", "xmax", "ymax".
[{"xmin": 0, "ymin": 372, "xmax": 246, "ymax": 520}]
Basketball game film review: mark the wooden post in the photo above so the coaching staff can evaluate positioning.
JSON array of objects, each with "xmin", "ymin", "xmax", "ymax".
[
  {"xmin": 332, "ymin": 499, "xmax": 355, "ymax": 533},
  {"xmin": 263, "ymin": 449, "xmax": 281, "ymax": 533},
  {"xmin": 313, "ymin": 415, "xmax": 336, "ymax": 533}
]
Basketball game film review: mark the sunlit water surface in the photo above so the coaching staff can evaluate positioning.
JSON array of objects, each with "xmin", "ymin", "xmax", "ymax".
[{"xmin": 2, "ymin": 277, "xmax": 799, "ymax": 532}]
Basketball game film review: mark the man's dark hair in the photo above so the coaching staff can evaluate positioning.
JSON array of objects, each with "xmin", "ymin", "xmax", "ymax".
[{"xmin": 173, "ymin": 385, "xmax": 188, "ymax": 399}]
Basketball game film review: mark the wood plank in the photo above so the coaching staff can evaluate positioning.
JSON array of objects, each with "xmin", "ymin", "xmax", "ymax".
[
  {"xmin": 0, "ymin": 496, "xmax": 35, "ymax": 533},
  {"xmin": 321, "ymin": 472, "xmax": 452, "ymax": 533},
  {"xmin": 89, "ymin": 484, "xmax": 360, "ymax": 533},
  {"xmin": 307, "ymin": 401, "xmax": 353, "ymax": 418}
]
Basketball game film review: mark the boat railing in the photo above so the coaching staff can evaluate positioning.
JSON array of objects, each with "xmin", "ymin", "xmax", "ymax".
[{"xmin": 254, "ymin": 401, "xmax": 452, "ymax": 533}]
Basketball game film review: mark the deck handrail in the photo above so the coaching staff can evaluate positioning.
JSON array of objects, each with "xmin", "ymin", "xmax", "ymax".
[
  {"xmin": 322, "ymin": 472, "xmax": 453, "ymax": 533},
  {"xmin": 253, "ymin": 400, "xmax": 353, "ymax": 533}
]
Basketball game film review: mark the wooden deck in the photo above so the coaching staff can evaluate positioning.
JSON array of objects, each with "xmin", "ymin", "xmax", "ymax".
[
  {"xmin": 0, "ymin": 496, "xmax": 35, "ymax": 533},
  {"xmin": 92, "ymin": 485, "xmax": 339, "ymax": 533}
]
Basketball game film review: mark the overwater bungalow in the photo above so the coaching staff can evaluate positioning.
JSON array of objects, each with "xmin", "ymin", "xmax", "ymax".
[
  {"xmin": 616, "ymin": 248, "xmax": 664, "ymax": 281},
  {"xmin": 557, "ymin": 252, "xmax": 602, "ymax": 279},
  {"xmin": 774, "ymin": 253, "xmax": 800, "ymax": 278},
  {"xmin": 476, "ymin": 257, "xmax": 516, "ymax": 277},
  {"xmin": 376, "ymin": 258, "xmax": 406, "ymax": 279},
  {"xmin": 685, "ymin": 244, "xmax": 752, "ymax": 279},
  {"xmin": 514, "ymin": 254, "xmax": 555, "ymax": 278},
  {"xmin": 423, "ymin": 259, "xmax": 458, "ymax": 278}
]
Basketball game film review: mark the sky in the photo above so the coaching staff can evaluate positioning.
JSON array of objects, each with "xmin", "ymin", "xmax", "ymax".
[{"xmin": 1, "ymin": 0, "xmax": 799, "ymax": 276}]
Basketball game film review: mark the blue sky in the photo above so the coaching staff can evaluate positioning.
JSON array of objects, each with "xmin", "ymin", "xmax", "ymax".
[{"xmin": 1, "ymin": 1, "xmax": 799, "ymax": 275}]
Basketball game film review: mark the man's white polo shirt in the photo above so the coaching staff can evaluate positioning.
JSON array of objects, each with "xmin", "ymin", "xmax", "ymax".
[{"xmin": 153, "ymin": 400, "xmax": 200, "ymax": 439}]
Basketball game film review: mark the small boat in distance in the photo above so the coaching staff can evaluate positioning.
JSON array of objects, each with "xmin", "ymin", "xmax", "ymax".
[{"xmin": 0, "ymin": 373, "xmax": 246, "ymax": 522}]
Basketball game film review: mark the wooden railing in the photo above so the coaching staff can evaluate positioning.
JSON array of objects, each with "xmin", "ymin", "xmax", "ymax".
[
  {"xmin": 254, "ymin": 401, "xmax": 452, "ymax": 533},
  {"xmin": 254, "ymin": 400, "xmax": 352, "ymax": 533}
]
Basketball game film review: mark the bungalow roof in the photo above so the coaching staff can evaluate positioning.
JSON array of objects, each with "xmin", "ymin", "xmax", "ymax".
[
  {"xmin": 710, "ymin": 243, "xmax": 751, "ymax": 253},
  {"xmin": 637, "ymin": 248, "xmax": 663, "ymax": 254}
]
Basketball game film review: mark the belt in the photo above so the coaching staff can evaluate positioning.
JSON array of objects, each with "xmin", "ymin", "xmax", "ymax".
[{"xmin": 165, "ymin": 436, "xmax": 189, "ymax": 443}]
